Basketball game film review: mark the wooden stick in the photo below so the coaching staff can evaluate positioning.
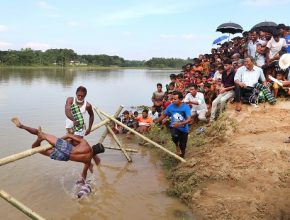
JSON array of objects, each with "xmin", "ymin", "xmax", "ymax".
[
  {"xmin": 90, "ymin": 113, "xmax": 119, "ymax": 132},
  {"xmin": 104, "ymin": 146, "xmax": 138, "ymax": 153},
  {"xmin": 95, "ymin": 109, "xmax": 132, "ymax": 162},
  {"xmin": 0, "ymin": 145, "xmax": 53, "ymax": 166},
  {"xmin": 0, "ymin": 190, "xmax": 46, "ymax": 220},
  {"xmin": 96, "ymin": 108, "xmax": 186, "ymax": 163},
  {"xmin": 97, "ymin": 105, "xmax": 123, "ymax": 144}
]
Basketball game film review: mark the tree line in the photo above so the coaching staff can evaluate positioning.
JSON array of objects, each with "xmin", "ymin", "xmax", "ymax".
[{"xmin": 0, "ymin": 48, "xmax": 190, "ymax": 69}]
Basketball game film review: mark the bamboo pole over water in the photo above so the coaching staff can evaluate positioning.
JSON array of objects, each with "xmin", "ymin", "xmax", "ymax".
[
  {"xmin": 95, "ymin": 108, "xmax": 132, "ymax": 162},
  {"xmin": 96, "ymin": 106, "xmax": 138, "ymax": 153},
  {"xmin": 103, "ymin": 146, "xmax": 138, "ymax": 153},
  {"xmin": 90, "ymin": 113, "xmax": 118, "ymax": 132},
  {"xmin": 0, "ymin": 145, "xmax": 53, "ymax": 166},
  {"xmin": 97, "ymin": 105, "xmax": 123, "ymax": 144},
  {"xmin": 0, "ymin": 190, "xmax": 46, "ymax": 220},
  {"xmin": 96, "ymin": 108, "xmax": 186, "ymax": 163}
]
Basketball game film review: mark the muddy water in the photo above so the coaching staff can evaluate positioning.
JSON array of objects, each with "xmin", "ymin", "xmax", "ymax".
[{"xmin": 0, "ymin": 68, "xmax": 194, "ymax": 220}]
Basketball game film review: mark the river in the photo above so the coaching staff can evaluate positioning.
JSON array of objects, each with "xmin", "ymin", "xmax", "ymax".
[{"xmin": 0, "ymin": 68, "xmax": 194, "ymax": 220}]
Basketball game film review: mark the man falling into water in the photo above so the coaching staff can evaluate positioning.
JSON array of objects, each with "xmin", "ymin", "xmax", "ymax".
[{"xmin": 11, "ymin": 117, "xmax": 101, "ymax": 184}]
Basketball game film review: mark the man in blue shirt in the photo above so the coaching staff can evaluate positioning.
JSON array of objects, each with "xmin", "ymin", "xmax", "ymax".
[{"xmin": 156, "ymin": 91, "xmax": 191, "ymax": 158}]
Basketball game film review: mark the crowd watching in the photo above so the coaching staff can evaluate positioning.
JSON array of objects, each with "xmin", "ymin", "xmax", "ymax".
[{"xmin": 114, "ymin": 23, "xmax": 290, "ymax": 137}]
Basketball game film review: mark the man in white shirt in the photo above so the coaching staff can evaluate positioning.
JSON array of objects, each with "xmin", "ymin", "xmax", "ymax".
[
  {"xmin": 266, "ymin": 30, "xmax": 287, "ymax": 64},
  {"xmin": 247, "ymin": 31, "xmax": 259, "ymax": 58},
  {"xmin": 234, "ymin": 57, "xmax": 266, "ymax": 111},
  {"xmin": 183, "ymin": 84, "xmax": 207, "ymax": 122}
]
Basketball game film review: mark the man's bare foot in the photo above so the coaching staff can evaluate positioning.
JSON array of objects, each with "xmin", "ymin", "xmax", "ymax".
[
  {"xmin": 11, "ymin": 117, "xmax": 22, "ymax": 128},
  {"xmin": 37, "ymin": 126, "xmax": 45, "ymax": 140}
]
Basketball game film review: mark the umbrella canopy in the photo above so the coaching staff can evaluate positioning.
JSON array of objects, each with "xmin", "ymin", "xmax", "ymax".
[
  {"xmin": 212, "ymin": 35, "xmax": 229, "ymax": 44},
  {"xmin": 216, "ymin": 22, "xmax": 243, "ymax": 34},
  {"xmin": 251, "ymin": 21, "xmax": 277, "ymax": 33}
]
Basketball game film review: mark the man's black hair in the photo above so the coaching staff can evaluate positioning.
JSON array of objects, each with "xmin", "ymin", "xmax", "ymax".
[
  {"xmin": 172, "ymin": 91, "xmax": 183, "ymax": 99},
  {"xmin": 142, "ymin": 109, "xmax": 149, "ymax": 114},
  {"xmin": 223, "ymin": 59, "xmax": 232, "ymax": 65},
  {"xmin": 157, "ymin": 83, "xmax": 162, "ymax": 87},
  {"xmin": 170, "ymin": 74, "xmax": 177, "ymax": 79}
]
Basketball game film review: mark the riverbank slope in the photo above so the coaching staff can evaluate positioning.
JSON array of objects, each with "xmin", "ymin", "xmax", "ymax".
[{"xmin": 166, "ymin": 101, "xmax": 290, "ymax": 219}]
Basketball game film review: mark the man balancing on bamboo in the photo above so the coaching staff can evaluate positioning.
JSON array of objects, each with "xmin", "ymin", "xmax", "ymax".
[{"xmin": 11, "ymin": 117, "xmax": 103, "ymax": 184}]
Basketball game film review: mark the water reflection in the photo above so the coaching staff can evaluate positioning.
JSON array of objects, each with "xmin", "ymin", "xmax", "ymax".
[{"xmin": 0, "ymin": 68, "xmax": 193, "ymax": 220}]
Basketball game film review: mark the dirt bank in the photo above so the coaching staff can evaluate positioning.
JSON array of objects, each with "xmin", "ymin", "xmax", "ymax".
[{"xmin": 165, "ymin": 101, "xmax": 290, "ymax": 220}]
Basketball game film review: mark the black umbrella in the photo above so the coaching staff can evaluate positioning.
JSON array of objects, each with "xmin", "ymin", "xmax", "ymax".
[
  {"xmin": 216, "ymin": 22, "xmax": 243, "ymax": 34},
  {"xmin": 251, "ymin": 21, "xmax": 277, "ymax": 33}
]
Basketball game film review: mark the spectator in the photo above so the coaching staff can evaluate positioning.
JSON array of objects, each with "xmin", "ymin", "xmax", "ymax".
[
  {"xmin": 210, "ymin": 59, "xmax": 235, "ymax": 121},
  {"xmin": 234, "ymin": 57, "xmax": 266, "ymax": 111},
  {"xmin": 183, "ymin": 84, "xmax": 207, "ymax": 123}
]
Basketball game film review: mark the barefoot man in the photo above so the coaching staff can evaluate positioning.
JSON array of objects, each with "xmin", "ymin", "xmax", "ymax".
[{"xmin": 11, "ymin": 117, "xmax": 100, "ymax": 184}]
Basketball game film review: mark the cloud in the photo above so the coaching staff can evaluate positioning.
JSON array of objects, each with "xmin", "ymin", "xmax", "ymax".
[
  {"xmin": 96, "ymin": 1, "xmax": 192, "ymax": 26},
  {"xmin": 160, "ymin": 33, "xmax": 211, "ymax": 40},
  {"xmin": 0, "ymin": 25, "xmax": 8, "ymax": 32},
  {"xmin": 67, "ymin": 21, "xmax": 79, "ymax": 27},
  {"xmin": 122, "ymin": 32, "xmax": 134, "ymax": 37},
  {"xmin": 160, "ymin": 34, "xmax": 177, "ymax": 39},
  {"xmin": 181, "ymin": 33, "xmax": 212, "ymax": 40},
  {"xmin": 24, "ymin": 42, "xmax": 50, "ymax": 51},
  {"xmin": 240, "ymin": 0, "xmax": 290, "ymax": 7},
  {"xmin": 36, "ymin": 1, "xmax": 55, "ymax": 9},
  {"xmin": 0, "ymin": 41, "xmax": 12, "ymax": 49}
]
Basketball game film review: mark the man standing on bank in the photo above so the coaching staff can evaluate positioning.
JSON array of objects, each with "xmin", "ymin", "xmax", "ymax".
[
  {"xmin": 65, "ymin": 86, "xmax": 94, "ymax": 137},
  {"xmin": 156, "ymin": 91, "xmax": 191, "ymax": 158}
]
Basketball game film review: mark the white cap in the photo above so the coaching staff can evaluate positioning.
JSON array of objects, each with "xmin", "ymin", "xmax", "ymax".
[{"xmin": 279, "ymin": 54, "xmax": 290, "ymax": 70}]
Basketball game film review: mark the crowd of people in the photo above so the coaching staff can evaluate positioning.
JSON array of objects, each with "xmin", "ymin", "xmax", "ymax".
[{"xmin": 116, "ymin": 23, "xmax": 290, "ymax": 158}]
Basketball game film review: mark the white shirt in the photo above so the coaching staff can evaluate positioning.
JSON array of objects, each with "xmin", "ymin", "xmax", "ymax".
[
  {"xmin": 183, "ymin": 92, "xmax": 207, "ymax": 113},
  {"xmin": 234, "ymin": 66, "xmax": 266, "ymax": 87},
  {"xmin": 148, "ymin": 111, "xmax": 159, "ymax": 121},
  {"xmin": 213, "ymin": 70, "xmax": 222, "ymax": 80},
  {"xmin": 266, "ymin": 37, "xmax": 287, "ymax": 59}
]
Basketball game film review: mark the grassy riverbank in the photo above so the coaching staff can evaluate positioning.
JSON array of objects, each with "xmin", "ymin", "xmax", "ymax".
[{"xmin": 147, "ymin": 101, "xmax": 290, "ymax": 219}]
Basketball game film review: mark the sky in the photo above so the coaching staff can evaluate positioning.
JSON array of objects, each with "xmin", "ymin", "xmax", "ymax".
[{"xmin": 0, "ymin": 0, "xmax": 290, "ymax": 60}]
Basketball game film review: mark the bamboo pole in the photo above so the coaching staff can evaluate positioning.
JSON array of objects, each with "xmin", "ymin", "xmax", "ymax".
[
  {"xmin": 95, "ymin": 109, "xmax": 132, "ymax": 162},
  {"xmin": 96, "ymin": 108, "xmax": 186, "ymax": 163},
  {"xmin": 97, "ymin": 105, "xmax": 123, "ymax": 144},
  {"xmin": 0, "ymin": 145, "xmax": 53, "ymax": 167},
  {"xmin": 96, "ymin": 106, "xmax": 138, "ymax": 153},
  {"xmin": 0, "ymin": 190, "xmax": 45, "ymax": 220},
  {"xmin": 103, "ymin": 146, "xmax": 138, "ymax": 153},
  {"xmin": 90, "ymin": 113, "xmax": 119, "ymax": 132}
]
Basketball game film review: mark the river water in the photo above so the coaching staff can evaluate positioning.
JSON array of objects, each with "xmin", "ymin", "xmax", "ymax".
[{"xmin": 0, "ymin": 68, "xmax": 194, "ymax": 220}]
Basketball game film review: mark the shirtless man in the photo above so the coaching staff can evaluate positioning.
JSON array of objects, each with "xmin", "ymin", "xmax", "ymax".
[{"xmin": 11, "ymin": 117, "xmax": 100, "ymax": 184}]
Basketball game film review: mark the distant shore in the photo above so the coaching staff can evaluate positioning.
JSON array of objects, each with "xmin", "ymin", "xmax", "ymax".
[{"xmin": 0, "ymin": 65, "xmax": 180, "ymax": 70}]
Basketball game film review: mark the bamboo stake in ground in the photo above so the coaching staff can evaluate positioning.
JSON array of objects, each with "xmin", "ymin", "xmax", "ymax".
[
  {"xmin": 95, "ymin": 108, "xmax": 132, "ymax": 162},
  {"xmin": 96, "ymin": 108, "xmax": 186, "ymax": 163},
  {"xmin": 97, "ymin": 105, "xmax": 123, "ymax": 144},
  {"xmin": 0, "ymin": 145, "xmax": 53, "ymax": 166},
  {"xmin": 0, "ymin": 190, "xmax": 46, "ymax": 220}
]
